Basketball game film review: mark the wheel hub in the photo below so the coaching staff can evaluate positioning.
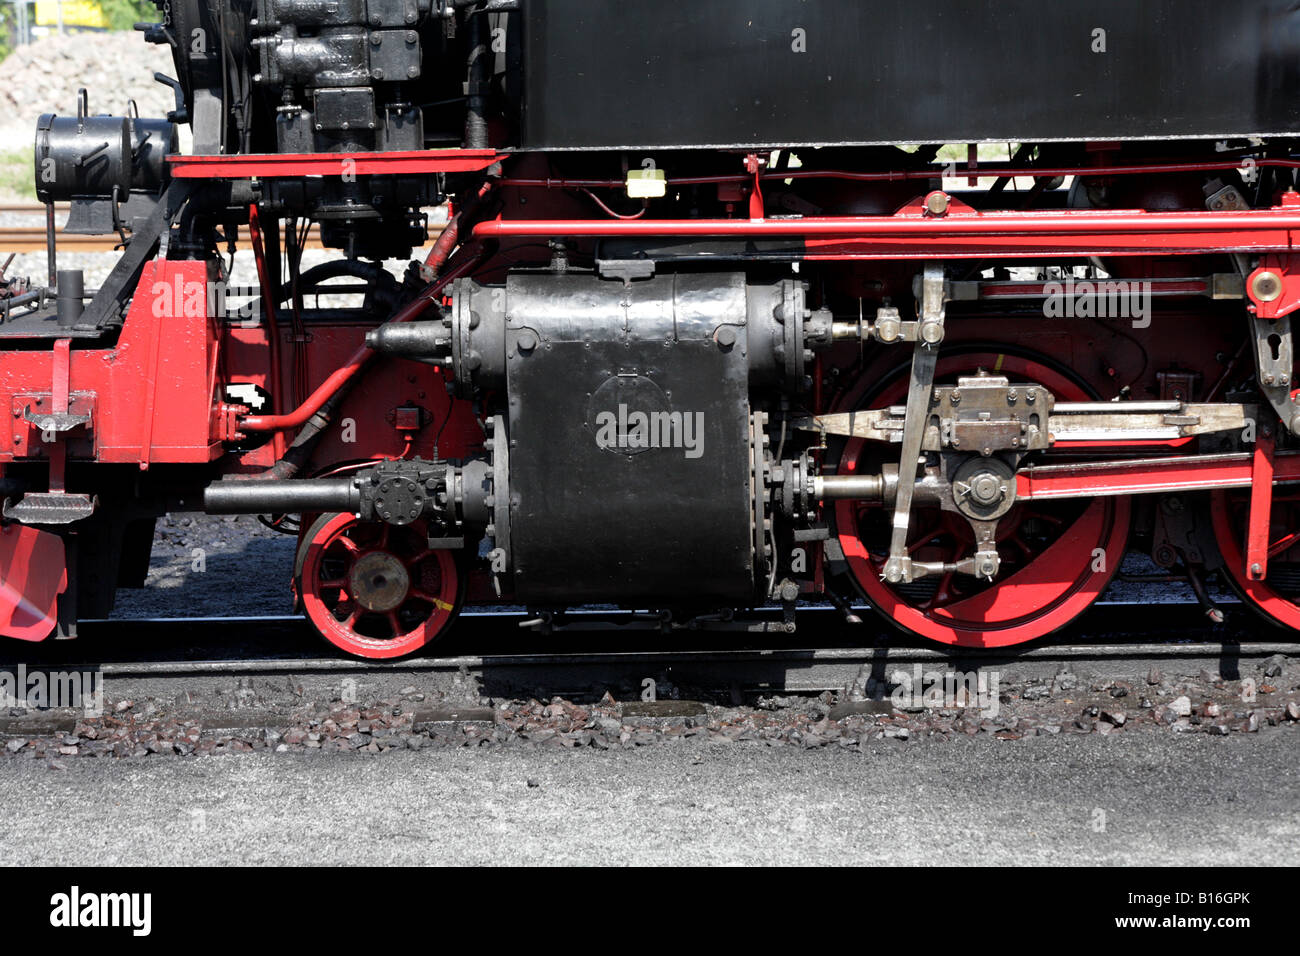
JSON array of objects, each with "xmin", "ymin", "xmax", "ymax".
[
  {"xmin": 952, "ymin": 456, "xmax": 1016, "ymax": 521},
  {"xmin": 349, "ymin": 551, "xmax": 411, "ymax": 613}
]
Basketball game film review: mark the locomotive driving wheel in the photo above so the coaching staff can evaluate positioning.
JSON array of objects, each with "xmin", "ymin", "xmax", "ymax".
[
  {"xmin": 294, "ymin": 513, "xmax": 463, "ymax": 659},
  {"xmin": 832, "ymin": 349, "xmax": 1132, "ymax": 648},
  {"xmin": 1210, "ymin": 488, "xmax": 1300, "ymax": 631}
]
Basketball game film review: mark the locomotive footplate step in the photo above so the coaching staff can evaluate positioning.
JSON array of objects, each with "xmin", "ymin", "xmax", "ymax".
[{"xmin": 1, "ymin": 493, "xmax": 95, "ymax": 525}]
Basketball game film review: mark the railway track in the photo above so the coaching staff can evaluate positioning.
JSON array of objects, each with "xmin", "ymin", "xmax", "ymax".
[
  {"xmin": 4, "ymin": 603, "xmax": 1293, "ymax": 690},
  {"xmin": 0, "ymin": 204, "xmax": 67, "ymax": 214},
  {"xmin": 0, "ymin": 222, "xmax": 327, "ymax": 253},
  {"xmin": 0, "ymin": 605, "xmax": 1292, "ymax": 750}
]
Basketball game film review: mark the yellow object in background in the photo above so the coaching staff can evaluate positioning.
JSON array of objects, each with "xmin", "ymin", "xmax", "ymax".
[{"xmin": 34, "ymin": 0, "xmax": 109, "ymax": 29}]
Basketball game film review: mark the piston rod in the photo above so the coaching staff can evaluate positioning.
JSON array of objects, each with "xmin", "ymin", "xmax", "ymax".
[{"xmin": 203, "ymin": 478, "xmax": 360, "ymax": 515}]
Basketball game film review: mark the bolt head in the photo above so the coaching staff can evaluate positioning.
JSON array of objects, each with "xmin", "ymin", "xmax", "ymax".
[
  {"xmin": 925, "ymin": 191, "xmax": 950, "ymax": 216},
  {"xmin": 1251, "ymin": 270, "xmax": 1283, "ymax": 303},
  {"xmin": 971, "ymin": 475, "xmax": 1000, "ymax": 503}
]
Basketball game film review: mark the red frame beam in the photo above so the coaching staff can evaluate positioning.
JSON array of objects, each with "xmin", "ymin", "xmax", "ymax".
[
  {"xmin": 168, "ymin": 149, "xmax": 505, "ymax": 178},
  {"xmin": 472, "ymin": 205, "xmax": 1300, "ymax": 258}
]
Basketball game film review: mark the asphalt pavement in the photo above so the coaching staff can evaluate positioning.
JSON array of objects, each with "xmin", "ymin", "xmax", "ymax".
[{"xmin": 2, "ymin": 732, "xmax": 1294, "ymax": 866}]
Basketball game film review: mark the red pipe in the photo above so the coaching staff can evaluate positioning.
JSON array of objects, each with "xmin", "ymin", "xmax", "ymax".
[
  {"xmin": 495, "ymin": 157, "xmax": 1300, "ymax": 191},
  {"xmin": 772, "ymin": 158, "xmax": 1300, "ymax": 184},
  {"xmin": 240, "ymin": 251, "xmax": 480, "ymax": 433},
  {"xmin": 423, "ymin": 214, "xmax": 460, "ymax": 273},
  {"xmin": 424, "ymin": 183, "xmax": 492, "ymax": 273},
  {"xmin": 498, "ymin": 174, "xmax": 748, "ymax": 189},
  {"xmin": 472, "ymin": 207, "xmax": 1300, "ymax": 239}
]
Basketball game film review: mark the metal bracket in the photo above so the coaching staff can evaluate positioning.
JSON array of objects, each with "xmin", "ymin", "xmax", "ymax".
[
  {"xmin": 1249, "ymin": 312, "xmax": 1300, "ymax": 434},
  {"xmin": 882, "ymin": 264, "xmax": 945, "ymax": 584},
  {"xmin": 596, "ymin": 258, "xmax": 656, "ymax": 282},
  {"xmin": 902, "ymin": 521, "xmax": 1001, "ymax": 582},
  {"xmin": 1245, "ymin": 426, "xmax": 1276, "ymax": 580},
  {"xmin": 78, "ymin": 179, "xmax": 196, "ymax": 330},
  {"xmin": 22, "ymin": 405, "xmax": 91, "ymax": 434},
  {"xmin": 966, "ymin": 519, "xmax": 1002, "ymax": 581}
]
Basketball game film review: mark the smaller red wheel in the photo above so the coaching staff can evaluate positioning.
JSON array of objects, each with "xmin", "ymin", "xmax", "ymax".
[
  {"xmin": 295, "ymin": 513, "xmax": 462, "ymax": 659},
  {"xmin": 1211, "ymin": 489, "xmax": 1300, "ymax": 631}
]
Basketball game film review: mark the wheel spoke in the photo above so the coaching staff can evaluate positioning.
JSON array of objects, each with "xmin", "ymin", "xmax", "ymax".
[
  {"xmin": 1026, "ymin": 509, "xmax": 1064, "ymax": 528},
  {"xmin": 922, "ymin": 571, "xmax": 956, "ymax": 611},
  {"xmin": 335, "ymin": 535, "xmax": 360, "ymax": 555},
  {"xmin": 404, "ymin": 548, "xmax": 434, "ymax": 568},
  {"xmin": 1268, "ymin": 529, "xmax": 1300, "ymax": 558},
  {"xmin": 1008, "ymin": 533, "xmax": 1035, "ymax": 561},
  {"xmin": 905, "ymin": 521, "xmax": 943, "ymax": 555}
]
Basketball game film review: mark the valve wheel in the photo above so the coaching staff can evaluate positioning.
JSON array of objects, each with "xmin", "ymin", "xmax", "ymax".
[
  {"xmin": 295, "ymin": 512, "xmax": 462, "ymax": 659},
  {"xmin": 1211, "ymin": 488, "xmax": 1300, "ymax": 630},
  {"xmin": 832, "ymin": 349, "xmax": 1131, "ymax": 648}
]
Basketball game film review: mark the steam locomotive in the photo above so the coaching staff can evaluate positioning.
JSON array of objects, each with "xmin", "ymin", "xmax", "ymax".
[{"xmin": 4, "ymin": 0, "xmax": 1300, "ymax": 657}]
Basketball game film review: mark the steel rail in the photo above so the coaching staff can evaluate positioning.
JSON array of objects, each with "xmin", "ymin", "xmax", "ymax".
[
  {"xmin": 64, "ymin": 640, "xmax": 1295, "ymax": 678},
  {"xmin": 0, "ymin": 224, "xmax": 328, "ymax": 253}
]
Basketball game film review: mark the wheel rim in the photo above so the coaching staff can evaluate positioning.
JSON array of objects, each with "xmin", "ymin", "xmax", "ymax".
[
  {"xmin": 1211, "ymin": 488, "xmax": 1300, "ymax": 630},
  {"xmin": 298, "ymin": 513, "xmax": 460, "ymax": 659},
  {"xmin": 833, "ymin": 350, "xmax": 1131, "ymax": 647}
]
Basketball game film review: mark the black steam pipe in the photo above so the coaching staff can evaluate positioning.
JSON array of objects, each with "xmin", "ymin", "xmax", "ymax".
[
  {"xmin": 203, "ymin": 477, "xmax": 360, "ymax": 515},
  {"xmin": 463, "ymin": 11, "xmax": 490, "ymax": 149}
]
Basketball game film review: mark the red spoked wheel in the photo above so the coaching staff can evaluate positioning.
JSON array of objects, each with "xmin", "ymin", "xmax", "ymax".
[
  {"xmin": 833, "ymin": 349, "xmax": 1132, "ymax": 648},
  {"xmin": 1211, "ymin": 488, "xmax": 1300, "ymax": 631},
  {"xmin": 295, "ymin": 513, "xmax": 462, "ymax": 659}
]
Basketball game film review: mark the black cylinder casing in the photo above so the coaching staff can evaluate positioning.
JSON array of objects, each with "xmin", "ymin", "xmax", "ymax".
[
  {"xmin": 34, "ymin": 113, "xmax": 130, "ymax": 203},
  {"xmin": 458, "ymin": 273, "xmax": 765, "ymax": 605},
  {"xmin": 34, "ymin": 113, "xmax": 175, "ymax": 203}
]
